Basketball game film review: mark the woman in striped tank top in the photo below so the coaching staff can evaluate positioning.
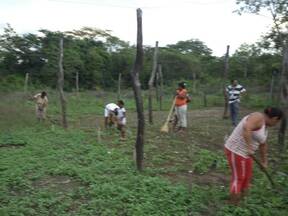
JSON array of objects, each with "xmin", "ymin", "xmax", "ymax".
[{"xmin": 224, "ymin": 107, "xmax": 283, "ymax": 205}]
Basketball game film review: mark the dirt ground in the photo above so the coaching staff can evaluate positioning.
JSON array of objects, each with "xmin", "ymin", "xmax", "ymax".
[{"xmin": 72, "ymin": 107, "xmax": 246, "ymax": 187}]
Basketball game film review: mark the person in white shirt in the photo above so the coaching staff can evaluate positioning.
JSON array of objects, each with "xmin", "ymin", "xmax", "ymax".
[
  {"xmin": 104, "ymin": 102, "xmax": 119, "ymax": 128},
  {"xmin": 226, "ymin": 80, "xmax": 246, "ymax": 126},
  {"xmin": 33, "ymin": 91, "xmax": 48, "ymax": 121},
  {"xmin": 104, "ymin": 100, "xmax": 126, "ymax": 140}
]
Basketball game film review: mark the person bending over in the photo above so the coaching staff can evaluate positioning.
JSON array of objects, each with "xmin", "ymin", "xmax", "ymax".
[{"xmin": 224, "ymin": 107, "xmax": 283, "ymax": 205}]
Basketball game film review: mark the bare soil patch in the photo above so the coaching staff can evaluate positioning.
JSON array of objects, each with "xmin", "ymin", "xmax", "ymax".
[{"xmin": 32, "ymin": 175, "xmax": 82, "ymax": 193}]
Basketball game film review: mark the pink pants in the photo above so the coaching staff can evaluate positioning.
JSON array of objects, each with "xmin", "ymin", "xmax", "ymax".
[{"xmin": 225, "ymin": 148, "xmax": 253, "ymax": 194}]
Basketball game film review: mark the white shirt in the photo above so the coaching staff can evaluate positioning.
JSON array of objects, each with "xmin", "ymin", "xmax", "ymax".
[
  {"xmin": 117, "ymin": 107, "xmax": 126, "ymax": 125},
  {"xmin": 225, "ymin": 115, "xmax": 267, "ymax": 158},
  {"xmin": 226, "ymin": 84, "xmax": 246, "ymax": 104},
  {"xmin": 105, "ymin": 103, "xmax": 119, "ymax": 111}
]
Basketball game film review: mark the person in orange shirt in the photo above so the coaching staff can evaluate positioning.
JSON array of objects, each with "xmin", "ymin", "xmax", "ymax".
[{"xmin": 174, "ymin": 82, "xmax": 190, "ymax": 132}]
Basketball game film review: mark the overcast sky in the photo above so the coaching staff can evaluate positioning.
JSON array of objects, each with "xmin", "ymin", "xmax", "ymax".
[{"xmin": 0, "ymin": 0, "xmax": 273, "ymax": 56}]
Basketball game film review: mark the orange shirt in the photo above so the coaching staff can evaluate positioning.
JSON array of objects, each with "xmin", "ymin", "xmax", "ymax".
[{"xmin": 175, "ymin": 89, "xmax": 187, "ymax": 107}]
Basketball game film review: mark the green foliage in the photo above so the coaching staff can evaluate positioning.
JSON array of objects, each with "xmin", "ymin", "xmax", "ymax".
[
  {"xmin": 236, "ymin": 0, "xmax": 288, "ymax": 51},
  {"xmin": 0, "ymin": 75, "xmax": 24, "ymax": 91},
  {"xmin": 0, "ymin": 126, "xmax": 212, "ymax": 216},
  {"xmin": 192, "ymin": 149, "xmax": 226, "ymax": 173},
  {"xmin": 0, "ymin": 91, "xmax": 287, "ymax": 215},
  {"xmin": 0, "ymin": 23, "xmax": 284, "ymax": 96}
]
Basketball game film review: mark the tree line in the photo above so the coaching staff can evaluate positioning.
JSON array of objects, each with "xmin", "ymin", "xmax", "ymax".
[{"xmin": 0, "ymin": 24, "xmax": 283, "ymax": 92}]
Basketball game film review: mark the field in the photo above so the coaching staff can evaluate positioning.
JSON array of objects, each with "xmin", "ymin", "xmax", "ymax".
[{"xmin": 0, "ymin": 90, "xmax": 287, "ymax": 216}]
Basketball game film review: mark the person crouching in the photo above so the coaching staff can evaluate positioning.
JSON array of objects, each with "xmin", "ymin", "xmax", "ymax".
[{"xmin": 104, "ymin": 100, "xmax": 126, "ymax": 140}]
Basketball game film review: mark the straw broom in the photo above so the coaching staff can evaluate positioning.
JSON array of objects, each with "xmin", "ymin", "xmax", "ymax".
[{"xmin": 160, "ymin": 97, "xmax": 176, "ymax": 133}]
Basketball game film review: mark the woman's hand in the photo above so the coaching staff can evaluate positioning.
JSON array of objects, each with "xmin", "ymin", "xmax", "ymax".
[
  {"xmin": 247, "ymin": 149, "xmax": 254, "ymax": 156},
  {"xmin": 261, "ymin": 161, "xmax": 268, "ymax": 169}
]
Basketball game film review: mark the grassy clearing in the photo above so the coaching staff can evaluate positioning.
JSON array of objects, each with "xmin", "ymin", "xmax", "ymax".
[{"xmin": 0, "ymin": 90, "xmax": 287, "ymax": 215}]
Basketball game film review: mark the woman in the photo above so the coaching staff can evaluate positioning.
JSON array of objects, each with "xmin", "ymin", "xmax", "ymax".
[
  {"xmin": 174, "ymin": 82, "xmax": 190, "ymax": 132},
  {"xmin": 224, "ymin": 107, "xmax": 283, "ymax": 205},
  {"xmin": 33, "ymin": 91, "xmax": 48, "ymax": 121}
]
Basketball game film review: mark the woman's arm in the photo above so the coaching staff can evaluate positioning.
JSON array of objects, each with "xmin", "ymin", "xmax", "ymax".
[
  {"xmin": 176, "ymin": 90, "xmax": 187, "ymax": 99},
  {"xmin": 259, "ymin": 142, "xmax": 268, "ymax": 168},
  {"xmin": 242, "ymin": 112, "xmax": 264, "ymax": 155}
]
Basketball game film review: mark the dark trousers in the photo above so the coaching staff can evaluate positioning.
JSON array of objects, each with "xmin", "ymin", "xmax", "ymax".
[{"xmin": 229, "ymin": 102, "xmax": 239, "ymax": 126}]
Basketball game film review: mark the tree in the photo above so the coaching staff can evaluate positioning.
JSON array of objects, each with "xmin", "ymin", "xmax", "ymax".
[
  {"xmin": 167, "ymin": 39, "xmax": 212, "ymax": 56},
  {"xmin": 236, "ymin": 0, "xmax": 288, "ymax": 150}
]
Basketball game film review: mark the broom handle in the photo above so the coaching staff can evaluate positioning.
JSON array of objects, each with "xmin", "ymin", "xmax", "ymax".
[
  {"xmin": 250, "ymin": 154, "xmax": 275, "ymax": 187},
  {"xmin": 165, "ymin": 97, "xmax": 176, "ymax": 123}
]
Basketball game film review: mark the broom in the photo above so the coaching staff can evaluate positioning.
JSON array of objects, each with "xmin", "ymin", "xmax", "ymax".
[{"xmin": 160, "ymin": 97, "xmax": 176, "ymax": 133}]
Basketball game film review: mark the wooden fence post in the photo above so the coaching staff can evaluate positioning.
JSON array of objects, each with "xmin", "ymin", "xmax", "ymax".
[
  {"xmin": 58, "ymin": 37, "xmax": 68, "ymax": 129},
  {"xmin": 158, "ymin": 64, "xmax": 163, "ymax": 111},
  {"xmin": 24, "ymin": 72, "xmax": 29, "ymax": 94},
  {"xmin": 223, "ymin": 45, "xmax": 230, "ymax": 119},
  {"xmin": 118, "ymin": 72, "xmax": 122, "ymax": 100},
  {"xmin": 148, "ymin": 41, "xmax": 159, "ymax": 124},
  {"xmin": 130, "ymin": 8, "xmax": 145, "ymax": 171}
]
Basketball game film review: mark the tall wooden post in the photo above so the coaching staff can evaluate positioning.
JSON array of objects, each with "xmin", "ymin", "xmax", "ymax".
[
  {"xmin": 223, "ymin": 45, "xmax": 230, "ymax": 119},
  {"xmin": 192, "ymin": 72, "xmax": 196, "ymax": 93},
  {"xmin": 270, "ymin": 69, "xmax": 278, "ymax": 100},
  {"xmin": 155, "ymin": 71, "xmax": 159, "ymax": 102},
  {"xmin": 24, "ymin": 72, "xmax": 29, "ymax": 94},
  {"xmin": 158, "ymin": 64, "xmax": 163, "ymax": 111},
  {"xmin": 270, "ymin": 73, "xmax": 275, "ymax": 100},
  {"xmin": 118, "ymin": 72, "xmax": 122, "ymax": 100},
  {"xmin": 75, "ymin": 71, "xmax": 79, "ymax": 96},
  {"xmin": 244, "ymin": 57, "xmax": 248, "ymax": 78},
  {"xmin": 203, "ymin": 91, "xmax": 207, "ymax": 107},
  {"xmin": 278, "ymin": 42, "xmax": 288, "ymax": 151},
  {"xmin": 148, "ymin": 41, "xmax": 159, "ymax": 124},
  {"xmin": 58, "ymin": 37, "xmax": 68, "ymax": 129},
  {"xmin": 130, "ymin": 8, "xmax": 145, "ymax": 171}
]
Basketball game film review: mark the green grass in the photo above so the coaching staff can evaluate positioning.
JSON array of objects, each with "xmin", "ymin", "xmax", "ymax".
[
  {"xmin": 0, "ymin": 90, "xmax": 287, "ymax": 215},
  {"xmin": 0, "ymin": 126, "xmax": 220, "ymax": 216}
]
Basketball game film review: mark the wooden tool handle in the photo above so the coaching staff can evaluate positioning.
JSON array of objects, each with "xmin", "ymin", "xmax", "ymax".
[
  {"xmin": 250, "ymin": 154, "xmax": 275, "ymax": 187},
  {"xmin": 165, "ymin": 97, "xmax": 176, "ymax": 123}
]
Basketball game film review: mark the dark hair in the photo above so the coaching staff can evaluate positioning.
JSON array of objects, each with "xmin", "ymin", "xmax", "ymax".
[
  {"xmin": 118, "ymin": 100, "xmax": 124, "ymax": 106},
  {"xmin": 178, "ymin": 82, "xmax": 186, "ymax": 89},
  {"xmin": 41, "ymin": 91, "xmax": 47, "ymax": 98},
  {"xmin": 231, "ymin": 79, "xmax": 237, "ymax": 84},
  {"xmin": 264, "ymin": 107, "xmax": 283, "ymax": 120}
]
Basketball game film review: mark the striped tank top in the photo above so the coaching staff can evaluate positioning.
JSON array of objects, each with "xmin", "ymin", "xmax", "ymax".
[{"xmin": 225, "ymin": 115, "xmax": 267, "ymax": 158}]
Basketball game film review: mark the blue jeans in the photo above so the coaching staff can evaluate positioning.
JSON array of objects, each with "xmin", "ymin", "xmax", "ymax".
[{"xmin": 229, "ymin": 102, "xmax": 239, "ymax": 126}]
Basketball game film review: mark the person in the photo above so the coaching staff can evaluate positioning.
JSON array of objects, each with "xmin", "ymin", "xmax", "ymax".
[
  {"xmin": 116, "ymin": 100, "xmax": 126, "ymax": 140},
  {"xmin": 226, "ymin": 80, "xmax": 246, "ymax": 126},
  {"xmin": 33, "ymin": 91, "xmax": 48, "ymax": 121},
  {"xmin": 174, "ymin": 82, "xmax": 190, "ymax": 132},
  {"xmin": 224, "ymin": 107, "xmax": 283, "ymax": 205},
  {"xmin": 104, "ymin": 102, "xmax": 119, "ymax": 128},
  {"xmin": 104, "ymin": 100, "xmax": 126, "ymax": 140}
]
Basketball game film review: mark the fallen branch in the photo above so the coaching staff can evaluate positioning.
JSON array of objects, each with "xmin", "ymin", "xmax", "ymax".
[{"xmin": 0, "ymin": 143, "xmax": 26, "ymax": 148}]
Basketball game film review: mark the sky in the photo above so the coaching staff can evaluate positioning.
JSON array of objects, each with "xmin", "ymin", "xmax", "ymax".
[{"xmin": 0, "ymin": 0, "xmax": 273, "ymax": 56}]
